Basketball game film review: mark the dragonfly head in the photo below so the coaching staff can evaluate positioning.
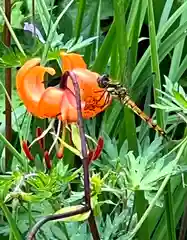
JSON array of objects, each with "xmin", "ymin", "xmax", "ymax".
[{"xmin": 97, "ymin": 74, "xmax": 110, "ymax": 88}]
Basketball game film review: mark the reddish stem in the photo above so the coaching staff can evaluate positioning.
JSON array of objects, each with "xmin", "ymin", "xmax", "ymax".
[
  {"xmin": 67, "ymin": 71, "xmax": 100, "ymax": 240},
  {"xmin": 28, "ymin": 205, "xmax": 89, "ymax": 240}
]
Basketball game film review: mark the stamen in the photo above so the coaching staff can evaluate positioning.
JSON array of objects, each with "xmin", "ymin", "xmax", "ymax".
[
  {"xmin": 56, "ymin": 122, "xmax": 67, "ymax": 159},
  {"xmin": 36, "ymin": 127, "xmax": 44, "ymax": 149},
  {"xmin": 44, "ymin": 151, "xmax": 52, "ymax": 169},
  {"xmin": 56, "ymin": 147, "xmax": 64, "ymax": 159},
  {"xmin": 48, "ymin": 120, "xmax": 62, "ymax": 155},
  {"xmin": 29, "ymin": 119, "xmax": 55, "ymax": 148}
]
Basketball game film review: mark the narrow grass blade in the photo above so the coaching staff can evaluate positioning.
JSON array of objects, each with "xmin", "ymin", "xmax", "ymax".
[
  {"xmin": 135, "ymin": 191, "xmax": 150, "ymax": 240},
  {"xmin": 132, "ymin": 1, "xmax": 187, "ymax": 86},
  {"xmin": 95, "ymin": 0, "xmax": 101, "ymax": 56},
  {"xmin": 164, "ymin": 181, "xmax": 177, "ymax": 240},
  {"xmin": 75, "ymin": 0, "xmax": 86, "ymax": 41},
  {"xmin": 84, "ymin": 2, "xmax": 99, "ymax": 65},
  {"xmin": 0, "ymin": 201, "xmax": 22, "ymax": 240},
  {"xmin": 168, "ymin": 0, "xmax": 187, "ymax": 82},
  {"xmin": 132, "ymin": 20, "xmax": 187, "ymax": 100},
  {"xmin": 92, "ymin": 22, "xmax": 115, "ymax": 73},
  {"xmin": 113, "ymin": 0, "xmax": 128, "ymax": 82},
  {"xmin": 158, "ymin": 0, "xmax": 174, "ymax": 31},
  {"xmin": 147, "ymin": 0, "xmax": 164, "ymax": 128}
]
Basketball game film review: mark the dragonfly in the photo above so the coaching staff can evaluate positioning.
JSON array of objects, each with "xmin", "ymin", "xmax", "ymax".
[{"xmin": 97, "ymin": 74, "xmax": 167, "ymax": 138}]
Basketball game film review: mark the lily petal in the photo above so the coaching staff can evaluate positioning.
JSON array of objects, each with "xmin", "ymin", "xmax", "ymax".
[
  {"xmin": 60, "ymin": 88, "xmax": 83, "ymax": 122},
  {"xmin": 16, "ymin": 58, "xmax": 55, "ymax": 115},
  {"xmin": 67, "ymin": 68, "xmax": 112, "ymax": 118},
  {"xmin": 60, "ymin": 51, "xmax": 87, "ymax": 72},
  {"xmin": 37, "ymin": 87, "xmax": 64, "ymax": 118}
]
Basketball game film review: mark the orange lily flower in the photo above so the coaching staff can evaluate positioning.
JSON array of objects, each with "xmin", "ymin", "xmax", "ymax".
[
  {"xmin": 16, "ymin": 52, "xmax": 111, "ymax": 122},
  {"xmin": 17, "ymin": 52, "xmax": 111, "ymax": 165}
]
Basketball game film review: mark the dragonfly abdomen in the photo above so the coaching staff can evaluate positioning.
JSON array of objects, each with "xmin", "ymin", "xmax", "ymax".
[
  {"xmin": 97, "ymin": 74, "xmax": 167, "ymax": 137},
  {"xmin": 123, "ymin": 95, "xmax": 166, "ymax": 136}
]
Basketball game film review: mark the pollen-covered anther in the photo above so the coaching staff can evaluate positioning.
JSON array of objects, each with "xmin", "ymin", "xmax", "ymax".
[
  {"xmin": 56, "ymin": 146, "xmax": 64, "ymax": 159},
  {"xmin": 88, "ymin": 137, "xmax": 104, "ymax": 165},
  {"xmin": 36, "ymin": 127, "xmax": 44, "ymax": 149}
]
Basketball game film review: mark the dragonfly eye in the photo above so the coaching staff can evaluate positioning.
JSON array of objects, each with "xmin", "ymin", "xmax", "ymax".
[{"xmin": 97, "ymin": 74, "xmax": 110, "ymax": 88}]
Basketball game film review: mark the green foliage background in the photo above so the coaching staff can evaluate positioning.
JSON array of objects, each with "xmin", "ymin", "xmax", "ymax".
[{"xmin": 1, "ymin": 0, "xmax": 187, "ymax": 240}]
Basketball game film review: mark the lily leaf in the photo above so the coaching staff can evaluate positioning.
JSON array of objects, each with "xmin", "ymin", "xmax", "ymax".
[{"xmin": 55, "ymin": 205, "xmax": 91, "ymax": 222}]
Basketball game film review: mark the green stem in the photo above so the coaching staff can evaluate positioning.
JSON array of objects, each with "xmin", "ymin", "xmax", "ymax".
[
  {"xmin": 135, "ymin": 191, "xmax": 149, "ymax": 240},
  {"xmin": 147, "ymin": 2, "xmax": 176, "ymax": 240},
  {"xmin": 0, "ymin": 132, "xmax": 25, "ymax": 167},
  {"xmin": 9, "ymin": 199, "xmax": 19, "ymax": 240},
  {"xmin": 0, "ymin": 81, "xmax": 23, "ymax": 142},
  {"xmin": 0, "ymin": 6, "xmax": 26, "ymax": 56},
  {"xmin": 95, "ymin": 0, "xmax": 101, "ymax": 56},
  {"xmin": 164, "ymin": 181, "xmax": 176, "ymax": 240}
]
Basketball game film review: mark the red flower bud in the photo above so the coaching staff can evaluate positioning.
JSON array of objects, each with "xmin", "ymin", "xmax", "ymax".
[{"xmin": 22, "ymin": 140, "xmax": 34, "ymax": 161}]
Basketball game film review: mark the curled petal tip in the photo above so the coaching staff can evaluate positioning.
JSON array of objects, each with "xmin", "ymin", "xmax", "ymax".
[{"xmin": 60, "ymin": 51, "xmax": 87, "ymax": 72}]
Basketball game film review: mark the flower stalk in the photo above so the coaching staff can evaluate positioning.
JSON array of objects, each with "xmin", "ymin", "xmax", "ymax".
[
  {"xmin": 64, "ymin": 71, "xmax": 100, "ymax": 239},
  {"xmin": 28, "ymin": 205, "xmax": 89, "ymax": 240},
  {"xmin": 27, "ymin": 70, "xmax": 100, "ymax": 240}
]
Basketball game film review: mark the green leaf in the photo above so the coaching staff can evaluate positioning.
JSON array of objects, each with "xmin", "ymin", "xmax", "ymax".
[
  {"xmin": 55, "ymin": 205, "xmax": 91, "ymax": 222},
  {"xmin": 172, "ymin": 89, "xmax": 187, "ymax": 108},
  {"xmin": 71, "ymin": 123, "xmax": 81, "ymax": 152},
  {"xmin": 11, "ymin": 1, "xmax": 24, "ymax": 28},
  {"xmin": 68, "ymin": 36, "xmax": 98, "ymax": 52}
]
